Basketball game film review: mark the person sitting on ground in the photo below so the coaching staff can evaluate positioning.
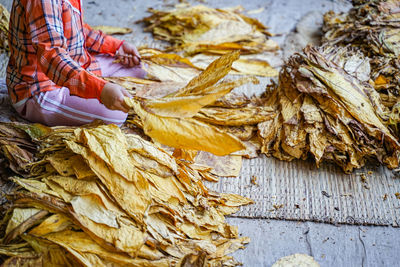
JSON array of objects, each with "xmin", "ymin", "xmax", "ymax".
[{"xmin": 6, "ymin": 0, "xmax": 145, "ymax": 127}]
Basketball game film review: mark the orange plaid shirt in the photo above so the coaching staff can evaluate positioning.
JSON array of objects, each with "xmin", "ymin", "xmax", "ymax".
[{"xmin": 6, "ymin": 0, "xmax": 123, "ymax": 103}]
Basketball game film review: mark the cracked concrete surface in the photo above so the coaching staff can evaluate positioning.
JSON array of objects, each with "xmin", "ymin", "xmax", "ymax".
[
  {"xmin": 228, "ymin": 218, "xmax": 399, "ymax": 266},
  {"xmin": 304, "ymin": 223, "xmax": 314, "ymax": 258},
  {"xmin": 0, "ymin": 0, "xmax": 399, "ymax": 266},
  {"xmin": 358, "ymin": 227, "xmax": 367, "ymax": 267}
]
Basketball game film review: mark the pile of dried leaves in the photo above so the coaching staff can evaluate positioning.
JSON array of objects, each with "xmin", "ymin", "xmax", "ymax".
[
  {"xmin": 134, "ymin": 47, "xmax": 278, "ymax": 82},
  {"xmin": 0, "ymin": 121, "xmax": 254, "ymax": 266},
  {"xmin": 138, "ymin": 5, "xmax": 279, "ymax": 79},
  {"xmin": 140, "ymin": 5, "xmax": 278, "ymax": 56},
  {"xmin": 257, "ymin": 45, "xmax": 400, "ymax": 173},
  {"xmin": 323, "ymin": 0, "xmax": 400, "ymax": 134},
  {"xmin": 0, "ymin": 52, "xmax": 275, "ymax": 266}
]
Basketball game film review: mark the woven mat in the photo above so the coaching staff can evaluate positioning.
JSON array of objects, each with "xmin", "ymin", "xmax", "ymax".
[{"xmin": 207, "ymin": 156, "xmax": 400, "ymax": 227}]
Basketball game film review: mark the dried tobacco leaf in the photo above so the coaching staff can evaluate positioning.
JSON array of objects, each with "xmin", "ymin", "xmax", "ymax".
[
  {"xmin": 140, "ymin": 48, "xmax": 202, "ymax": 83},
  {"xmin": 141, "ymin": 88, "xmax": 235, "ymax": 118},
  {"xmin": 126, "ymin": 134, "xmax": 179, "ymax": 174},
  {"xmin": 195, "ymin": 105, "xmax": 275, "ymax": 126},
  {"xmin": 126, "ymin": 98, "xmax": 246, "ymax": 156},
  {"xmin": 0, "ymin": 243, "xmax": 36, "ymax": 258},
  {"xmin": 172, "ymin": 51, "xmax": 240, "ymax": 97},
  {"xmin": 194, "ymin": 151, "xmax": 242, "ymax": 177},
  {"xmin": 140, "ymin": 75, "xmax": 258, "ymax": 119},
  {"xmin": 91, "ymin": 25, "xmax": 132, "ymax": 35},
  {"xmin": 4, "ymin": 208, "xmax": 42, "ymax": 237},
  {"xmin": 66, "ymin": 140, "xmax": 151, "ymax": 224},
  {"xmin": 44, "ymin": 230, "xmax": 171, "ymax": 267},
  {"xmin": 190, "ymin": 53, "xmax": 279, "ymax": 77},
  {"xmin": 22, "ymin": 234, "xmax": 81, "ymax": 266}
]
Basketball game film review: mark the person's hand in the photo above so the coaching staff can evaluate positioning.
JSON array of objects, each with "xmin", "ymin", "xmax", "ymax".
[
  {"xmin": 100, "ymin": 82, "xmax": 131, "ymax": 113},
  {"xmin": 116, "ymin": 42, "xmax": 141, "ymax": 67}
]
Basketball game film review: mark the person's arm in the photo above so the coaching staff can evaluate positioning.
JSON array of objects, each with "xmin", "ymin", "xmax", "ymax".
[
  {"xmin": 27, "ymin": 0, "xmax": 129, "ymax": 112},
  {"xmin": 27, "ymin": 0, "xmax": 105, "ymax": 100},
  {"xmin": 83, "ymin": 23, "xmax": 123, "ymax": 55}
]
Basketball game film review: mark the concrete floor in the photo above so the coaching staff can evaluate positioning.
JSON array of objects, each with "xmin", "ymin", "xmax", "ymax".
[{"xmin": 0, "ymin": 0, "xmax": 399, "ymax": 266}]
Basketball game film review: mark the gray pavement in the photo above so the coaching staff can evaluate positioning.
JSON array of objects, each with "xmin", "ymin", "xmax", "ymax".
[{"xmin": 0, "ymin": 0, "xmax": 399, "ymax": 266}]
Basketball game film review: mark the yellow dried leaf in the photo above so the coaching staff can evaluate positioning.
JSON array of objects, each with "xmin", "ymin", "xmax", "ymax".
[
  {"xmin": 71, "ymin": 212, "xmax": 146, "ymax": 256},
  {"xmin": 142, "ymin": 76, "xmax": 258, "ymax": 118},
  {"xmin": 77, "ymin": 125, "xmax": 137, "ymax": 182},
  {"xmin": 135, "ymin": 81, "xmax": 187, "ymax": 98},
  {"xmin": 11, "ymin": 177, "xmax": 60, "ymax": 198},
  {"xmin": 310, "ymin": 65, "xmax": 397, "ymax": 141},
  {"xmin": 142, "ymin": 49, "xmax": 200, "ymax": 69},
  {"xmin": 196, "ymin": 105, "xmax": 275, "ymax": 126},
  {"xmin": 71, "ymin": 195, "xmax": 119, "ymax": 229},
  {"xmin": 219, "ymin": 193, "xmax": 254, "ymax": 207},
  {"xmin": 143, "ymin": 171, "xmax": 186, "ymax": 204},
  {"xmin": 144, "ymin": 61, "xmax": 201, "ymax": 83},
  {"xmin": 172, "ymin": 51, "xmax": 240, "ymax": 97},
  {"xmin": 126, "ymin": 98, "xmax": 246, "ymax": 156},
  {"xmin": 232, "ymin": 57, "xmax": 279, "ymax": 77},
  {"xmin": 214, "ymin": 236, "xmax": 250, "ymax": 258},
  {"xmin": 130, "ymin": 151, "xmax": 175, "ymax": 177},
  {"xmin": 5, "ymin": 208, "xmax": 42, "ymax": 236},
  {"xmin": 91, "ymin": 25, "xmax": 132, "ymax": 35},
  {"xmin": 45, "ymin": 175, "xmax": 124, "ymax": 216},
  {"xmin": 29, "ymin": 214, "xmax": 72, "ymax": 236},
  {"xmin": 142, "ymin": 90, "xmax": 231, "ymax": 118},
  {"xmin": 23, "ymin": 235, "xmax": 78, "ymax": 267},
  {"xmin": 66, "ymin": 140, "xmax": 150, "ymax": 223},
  {"xmin": 190, "ymin": 53, "xmax": 278, "ymax": 77},
  {"xmin": 194, "ymin": 151, "xmax": 242, "ymax": 177},
  {"xmin": 47, "ymin": 152, "xmax": 94, "ymax": 178},
  {"xmin": 0, "ymin": 243, "xmax": 36, "ymax": 258},
  {"xmin": 44, "ymin": 230, "xmax": 170, "ymax": 267},
  {"xmin": 126, "ymin": 134, "xmax": 178, "ymax": 174}
]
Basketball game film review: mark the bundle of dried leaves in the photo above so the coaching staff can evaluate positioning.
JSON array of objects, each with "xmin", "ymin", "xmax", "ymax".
[
  {"xmin": 119, "ymin": 51, "xmax": 275, "ymax": 163},
  {"xmin": 0, "ymin": 122, "xmax": 254, "ymax": 266},
  {"xmin": 138, "ymin": 4, "xmax": 279, "ymax": 80},
  {"xmin": 258, "ymin": 45, "xmax": 400, "ymax": 173},
  {"xmin": 322, "ymin": 0, "xmax": 400, "ymax": 132},
  {"xmin": 139, "ymin": 5, "xmax": 278, "ymax": 56},
  {"xmin": 133, "ymin": 47, "xmax": 278, "ymax": 82}
]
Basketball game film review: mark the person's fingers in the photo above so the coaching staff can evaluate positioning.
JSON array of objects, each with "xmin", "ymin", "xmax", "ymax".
[
  {"xmin": 123, "ymin": 57, "xmax": 129, "ymax": 66},
  {"xmin": 128, "ymin": 57, "xmax": 135, "ymax": 67},
  {"xmin": 133, "ymin": 56, "xmax": 140, "ymax": 66},
  {"xmin": 123, "ymin": 43, "xmax": 141, "ymax": 59},
  {"xmin": 132, "ymin": 46, "xmax": 141, "ymax": 59},
  {"xmin": 121, "ymin": 100, "xmax": 131, "ymax": 111},
  {"xmin": 107, "ymin": 104, "xmax": 117, "ymax": 111},
  {"xmin": 114, "ymin": 101, "xmax": 129, "ymax": 113}
]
